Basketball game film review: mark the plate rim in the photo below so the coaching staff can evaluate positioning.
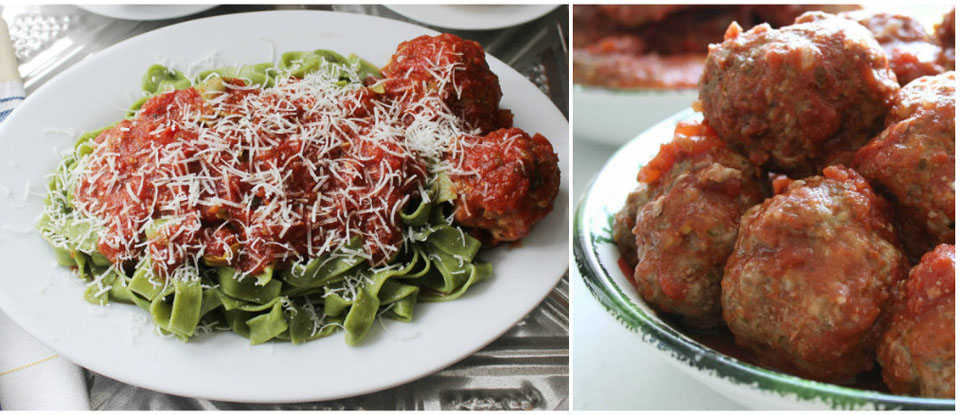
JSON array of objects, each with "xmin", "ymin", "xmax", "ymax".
[
  {"xmin": 76, "ymin": 5, "xmax": 217, "ymax": 21},
  {"xmin": 0, "ymin": 9, "xmax": 569, "ymax": 403},
  {"xmin": 384, "ymin": 5, "xmax": 559, "ymax": 31},
  {"xmin": 572, "ymin": 108, "xmax": 955, "ymax": 410}
]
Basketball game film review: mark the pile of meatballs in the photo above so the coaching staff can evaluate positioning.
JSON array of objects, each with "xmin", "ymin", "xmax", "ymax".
[
  {"xmin": 613, "ymin": 10, "xmax": 955, "ymax": 398},
  {"xmin": 382, "ymin": 34, "xmax": 561, "ymax": 246}
]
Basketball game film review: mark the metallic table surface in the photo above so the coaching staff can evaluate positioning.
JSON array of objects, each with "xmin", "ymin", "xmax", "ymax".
[{"xmin": 2, "ymin": 4, "xmax": 569, "ymax": 410}]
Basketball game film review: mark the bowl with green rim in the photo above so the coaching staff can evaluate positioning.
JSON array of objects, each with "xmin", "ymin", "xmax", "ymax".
[{"xmin": 573, "ymin": 108, "xmax": 956, "ymax": 410}]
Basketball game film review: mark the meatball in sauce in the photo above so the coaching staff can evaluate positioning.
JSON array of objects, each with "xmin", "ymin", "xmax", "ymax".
[
  {"xmin": 447, "ymin": 128, "xmax": 560, "ymax": 245},
  {"xmin": 382, "ymin": 33, "xmax": 512, "ymax": 134},
  {"xmin": 698, "ymin": 12, "xmax": 900, "ymax": 177},
  {"xmin": 877, "ymin": 244, "xmax": 955, "ymax": 398},
  {"xmin": 838, "ymin": 11, "xmax": 950, "ymax": 85},
  {"xmin": 722, "ymin": 166, "xmax": 909, "ymax": 383},
  {"xmin": 614, "ymin": 121, "xmax": 767, "ymax": 328},
  {"xmin": 854, "ymin": 72, "xmax": 955, "ymax": 261}
]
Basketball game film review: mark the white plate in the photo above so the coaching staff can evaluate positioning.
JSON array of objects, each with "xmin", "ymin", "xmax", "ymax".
[
  {"xmin": 572, "ymin": 85, "xmax": 697, "ymax": 145},
  {"xmin": 78, "ymin": 5, "xmax": 216, "ymax": 21},
  {"xmin": 384, "ymin": 5, "xmax": 558, "ymax": 30},
  {"xmin": 0, "ymin": 10, "xmax": 569, "ymax": 403}
]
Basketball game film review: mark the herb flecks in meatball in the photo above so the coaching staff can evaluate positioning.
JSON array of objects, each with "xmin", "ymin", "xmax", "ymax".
[
  {"xmin": 614, "ymin": 121, "xmax": 767, "ymax": 328},
  {"xmin": 382, "ymin": 33, "xmax": 511, "ymax": 134},
  {"xmin": 878, "ymin": 244, "xmax": 955, "ymax": 398},
  {"xmin": 446, "ymin": 128, "xmax": 560, "ymax": 245},
  {"xmin": 698, "ymin": 12, "xmax": 900, "ymax": 177},
  {"xmin": 854, "ymin": 72, "xmax": 955, "ymax": 261},
  {"xmin": 722, "ymin": 166, "xmax": 909, "ymax": 382}
]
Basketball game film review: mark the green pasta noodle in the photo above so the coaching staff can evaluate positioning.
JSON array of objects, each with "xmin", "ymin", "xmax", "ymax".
[
  {"xmin": 151, "ymin": 278, "xmax": 204, "ymax": 337},
  {"xmin": 129, "ymin": 258, "xmax": 167, "ymax": 301},
  {"xmin": 347, "ymin": 53, "xmax": 383, "ymax": 79},
  {"xmin": 142, "ymin": 64, "xmax": 191, "ymax": 94},
  {"xmin": 343, "ymin": 286, "xmax": 380, "ymax": 346},
  {"xmin": 400, "ymin": 195, "xmax": 433, "ymax": 226},
  {"xmin": 421, "ymin": 262, "xmax": 492, "ymax": 302},
  {"xmin": 108, "ymin": 274, "xmax": 137, "ymax": 304},
  {"xmin": 246, "ymin": 301, "xmax": 288, "ymax": 345},
  {"xmin": 312, "ymin": 49, "xmax": 349, "ymax": 65},
  {"xmin": 284, "ymin": 238, "xmax": 365, "ymax": 288},
  {"xmin": 217, "ymin": 267, "xmax": 282, "ymax": 304}
]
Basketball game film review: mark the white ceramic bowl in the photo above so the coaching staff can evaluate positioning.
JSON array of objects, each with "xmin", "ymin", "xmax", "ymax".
[
  {"xmin": 573, "ymin": 109, "xmax": 955, "ymax": 410},
  {"xmin": 572, "ymin": 85, "xmax": 697, "ymax": 145}
]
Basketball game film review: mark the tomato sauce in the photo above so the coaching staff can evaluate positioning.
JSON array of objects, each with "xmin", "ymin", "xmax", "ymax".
[
  {"xmin": 73, "ymin": 78, "xmax": 425, "ymax": 276},
  {"xmin": 447, "ymin": 128, "xmax": 560, "ymax": 245},
  {"xmin": 636, "ymin": 121, "xmax": 721, "ymax": 184},
  {"xmin": 381, "ymin": 33, "xmax": 506, "ymax": 133},
  {"xmin": 617, "ymin": 256, "xmax": 637, "ymax": 290}
]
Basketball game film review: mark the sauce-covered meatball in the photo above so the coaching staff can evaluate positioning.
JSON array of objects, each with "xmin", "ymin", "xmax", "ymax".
[
  {"xmin": 838, "ymin": 11, "xmax": 948, "ymax": 85},
  {"xmin": 722, "ymin": 166, "xmax": 909, "ymax": 382},
  {"xmin": 877, "ymin": 244, "xmax": 955, "ymax": 398},
  {"xmin": 382, "ymin": 33, "xmax": 511, "ymax": 133},
  {"xmin": 698, "ymin": 12, "xmax": 900, "ymax": 176},
  {"xmin": 613, "ymin": 121, "xmax": 767, "ymax": 327},
  {"xmin": 854, "ymin": 72, "xmax": 955, "ymax": 261},
  {"xmin": 447, "ymin": 128, "xmax": 560, "ymax": 245}
]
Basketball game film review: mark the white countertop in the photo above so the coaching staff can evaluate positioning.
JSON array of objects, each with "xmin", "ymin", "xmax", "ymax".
[{"xmin": 570, "ymin": 137, "xmax": 745, "ymax": 410}]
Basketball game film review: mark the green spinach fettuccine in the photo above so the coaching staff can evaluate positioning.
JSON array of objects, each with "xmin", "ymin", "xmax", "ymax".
[{"xmin": 37, "ymin": 49, "xmax": 492, "ymax": 346}]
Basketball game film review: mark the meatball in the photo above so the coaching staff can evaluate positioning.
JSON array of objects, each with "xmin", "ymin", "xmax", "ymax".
[
  {"xmin": 613, "ymin": 121, "xmax": 767, "ymax": 327},
  {"xmin": 854, "ymin": 72, "xmax": 955, "ymax": 260},
  {"xmin": 612, "ymin": 183, "xmax": 649, "ymax": 264},
  {"xmin": 698, "ymin": 12, "xmax": 900, "ymax": 177},
  {"xmin": 722, "ymin": 166, "xmax": 909, "ymax": 382},
  {"xmin": 877, "ymin": 244, "xmax": 955, "ymax": 398},
  {"xmin": 839, "ymin": 11, "xmax": 948, "ymax": 85},
  {"xmin": 382, "ymin": 33, "xmax": 510, "ymax": 134},
  {"xmin": 447, "ymin": 128, "xmax": 560, "ymax": 245}
]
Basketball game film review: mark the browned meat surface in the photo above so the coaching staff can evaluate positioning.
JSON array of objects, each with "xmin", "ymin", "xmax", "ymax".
[
  {"xmin": 722, "ymin": 166, "xmax": 909, "ymax": 383},
  {"xmin": 614, "ymin": 121, "xmax": 767, "ymax": 327},
  {"xmin": 698, "ymin": 12, "xmax": 900, "ymax": 177},
  {"xmin": 878, "ymin": 244, "xmax": 955, "ymax": 398}
]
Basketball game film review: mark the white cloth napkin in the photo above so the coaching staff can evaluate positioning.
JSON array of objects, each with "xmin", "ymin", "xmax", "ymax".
[
  {"xmin": 0, "ymin": 15, "xmax": 90, "ymax": 410},
  {"xmin": 0, "ymin": 313, "xmax": 89, "ymax": 409}
]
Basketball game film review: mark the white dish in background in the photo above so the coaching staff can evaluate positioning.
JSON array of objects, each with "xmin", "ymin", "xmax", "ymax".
[
  {"xmin": 0, "ymin": 10, "xmax": 569, "ymax": 403},
  {"xmin": 78, "ymin": 5, "xmax": 216, "ymax": 21},
  {"xmin": 573, "ymin": 85, "xmax": 698, "ymax": 145},
  {"xmin": 385, "ymin": 5, "xmax": 559, "ymax": 30}
]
